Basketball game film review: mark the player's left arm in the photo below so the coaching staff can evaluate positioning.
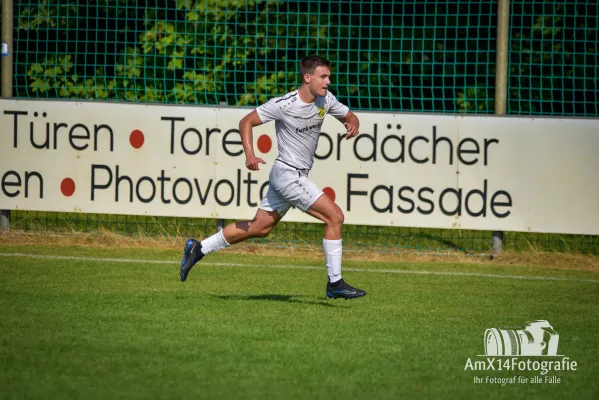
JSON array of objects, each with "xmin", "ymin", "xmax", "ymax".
[
  {"xmin": 338, "ymin": 110, "xmax": 359, "ymax": 139},
  {"xmin": 327, "ymin": 92, "xmax": 359, "ymax": 139}
]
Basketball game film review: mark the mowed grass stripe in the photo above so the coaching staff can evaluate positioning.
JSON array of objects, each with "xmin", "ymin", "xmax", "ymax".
[{"xmin": 1, "ymin": 252, "xmax": 598, "ymax": 283}]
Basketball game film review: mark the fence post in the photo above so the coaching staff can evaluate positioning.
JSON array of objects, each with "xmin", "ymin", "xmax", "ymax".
[
  {"xmin": 492, "ymin": 0, "xmax": 510, "ymax": 257},
  {"xmin": 1, "ymin": 0, "xmax": 14, "ymax": 231},
  {"xmin": 216, "ymin": 101, "xmax": 229, "ymax": 231}
]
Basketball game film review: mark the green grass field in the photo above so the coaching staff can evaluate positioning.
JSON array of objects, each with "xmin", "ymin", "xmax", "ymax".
[{"xmin": 1, "ymin": 244, "xmax": 598, "ymax": 399}]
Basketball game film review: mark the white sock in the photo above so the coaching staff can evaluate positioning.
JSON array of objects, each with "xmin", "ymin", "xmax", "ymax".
[
  {"xmin": 200, "ymin": 230, "xmax": 230, "ymax": 255},
  {"xmin": 323, "ymin": 238, "xmax": 342, "ymax": 283}
]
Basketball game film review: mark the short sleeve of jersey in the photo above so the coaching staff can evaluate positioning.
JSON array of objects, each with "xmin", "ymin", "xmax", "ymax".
[
  {"xmin": 256, "ymin": 98, "xmax": 283, "ymax": 123},
  {"xmin": 326, "ymin": 92, "xmax": 349, "ymax": 118}
]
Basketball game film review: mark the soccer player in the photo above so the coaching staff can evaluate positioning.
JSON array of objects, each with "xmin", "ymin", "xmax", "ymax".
[{"xmin": 180, "ymin": 55, "xmax": 366, "ymax": 299}]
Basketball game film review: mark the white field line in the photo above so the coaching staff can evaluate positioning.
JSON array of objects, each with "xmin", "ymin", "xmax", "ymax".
[{"xmin": 1, "ymin": 252, "xmax": 598, "ymax": 283}]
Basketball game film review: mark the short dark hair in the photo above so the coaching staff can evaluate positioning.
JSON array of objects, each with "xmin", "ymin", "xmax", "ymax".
[{"xmin": 299, "ymin": 55, "xmax": 331, "ymax": 77}]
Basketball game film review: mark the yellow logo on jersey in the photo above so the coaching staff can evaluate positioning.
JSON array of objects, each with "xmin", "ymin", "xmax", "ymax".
[{"xmin": 317, "ymin": 106, "xmax": 326, "ymax": 118}]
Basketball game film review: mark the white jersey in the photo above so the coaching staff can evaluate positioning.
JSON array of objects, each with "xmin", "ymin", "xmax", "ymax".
[{"xmin": 256, "ymin": 89, "xmax": 349, "ymax": 170}]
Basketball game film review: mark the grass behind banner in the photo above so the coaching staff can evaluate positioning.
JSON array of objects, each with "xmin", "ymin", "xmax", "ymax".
[
  {"xmin": 0, "ymin": 246, "xmax": 598, "ymax": 399},
  {"xmin": 8, "ymin": 210, "xmax": 598, "ymax": 255}
]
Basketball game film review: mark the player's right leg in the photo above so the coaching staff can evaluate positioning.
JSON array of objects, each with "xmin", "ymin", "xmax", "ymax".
[
  {"xmin": 180, "ymin": 209, "xmax": 282, "ymax": 282},
  {"xmin": 181, "ymin": 161, "xmax": 292, "ymax": 282},
  {"xmin": 221, "ymin": 208, "xmax": 283, "ymax": 245}
]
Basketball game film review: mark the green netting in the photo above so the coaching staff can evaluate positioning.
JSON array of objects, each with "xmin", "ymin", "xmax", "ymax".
[
  {"xmin": 10, "ymin": 1, "xmax": 599, "ymax": 113},
  {"xmin": 8, "ymin": 210, "xmax": 598, "ymax": 255},
  {"xmin": 12, "ymin": 0, "xmax": 498, "ymax": 113},
  {"xmin": 4, "ymin": 1, "xmax": 599, "ymax": 253},
  {"xmin": 508, "ymin": 1, "xmax": 598, "ymax": 116}
]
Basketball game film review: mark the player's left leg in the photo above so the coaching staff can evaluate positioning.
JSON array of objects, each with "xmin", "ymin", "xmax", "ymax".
[{"xmin": 302, "ymin": 183, "xmax": 366, "ymax": 300}]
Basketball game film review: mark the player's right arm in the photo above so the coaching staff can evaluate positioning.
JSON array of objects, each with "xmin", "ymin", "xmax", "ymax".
[
  {"xmin": 239, "ymin": 110, "xmax": 266, "ymax": 171},
  {"xmin": 243, "ymin": 96, "xmax": 284, "ymax": 171}
]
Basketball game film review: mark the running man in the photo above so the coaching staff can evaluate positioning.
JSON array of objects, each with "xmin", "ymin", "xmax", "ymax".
[{"xmin": 180, "ymin": 55, "xmax": 366, "ymax": 299}]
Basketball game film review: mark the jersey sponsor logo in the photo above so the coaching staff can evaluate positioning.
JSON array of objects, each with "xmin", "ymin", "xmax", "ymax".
[{"xmin": 296, "ymin": 122, "xmax": 323, "ymax": 134}]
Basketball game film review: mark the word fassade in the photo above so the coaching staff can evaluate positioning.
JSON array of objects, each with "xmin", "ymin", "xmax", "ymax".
[{"xmin": 347, "ymin": 174, "xmax": 512, "ymax": 218}]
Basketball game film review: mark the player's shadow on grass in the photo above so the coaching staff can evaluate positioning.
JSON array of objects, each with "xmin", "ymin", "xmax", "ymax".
[{"xmin": 212, "ymin": 293, "xmax": 337, "ymax": 307}]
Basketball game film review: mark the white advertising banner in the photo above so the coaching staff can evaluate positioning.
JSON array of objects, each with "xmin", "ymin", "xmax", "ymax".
[{"xmin": 1, "ymin": 99, "xmax": 598, "ymax": 235}]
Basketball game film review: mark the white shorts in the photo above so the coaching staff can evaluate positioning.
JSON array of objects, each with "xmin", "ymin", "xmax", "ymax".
[{"xmin": 259, "ymin": 160, "xmax": 323, "ymax": 216}]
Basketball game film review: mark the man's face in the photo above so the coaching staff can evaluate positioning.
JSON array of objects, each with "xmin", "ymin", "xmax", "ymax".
[{"xmin": 306, "ymin": 66, "xmax": 331, "ymax": 97}]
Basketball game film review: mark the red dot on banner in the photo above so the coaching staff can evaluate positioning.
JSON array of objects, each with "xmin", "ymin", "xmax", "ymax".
[
  {"xmin": 61, "ymin": 178, "xmax": 76, "ymax": 197},
  {"xmin": 257, "ymin": 135, "xmax": 272, "ymax": 153},
  {"xmin": 323, "ymin": 187, "xmax": 336, "ymax": 202},
  {"xmin": 130, "ymin": 129, "xmax": 145, "ymax": 149}
]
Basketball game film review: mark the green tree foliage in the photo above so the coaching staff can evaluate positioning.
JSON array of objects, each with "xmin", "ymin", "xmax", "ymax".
[
  {"xmin": 16, "ymin": 0, "xmax": 331, "ymax": 105},
  {"xmin": 12, "ymin": 1, "xmax": 597, "ymax": 115},
  {"xmin": 508, "ymin": 3, "xmax": 597, "ymax": 115}
]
